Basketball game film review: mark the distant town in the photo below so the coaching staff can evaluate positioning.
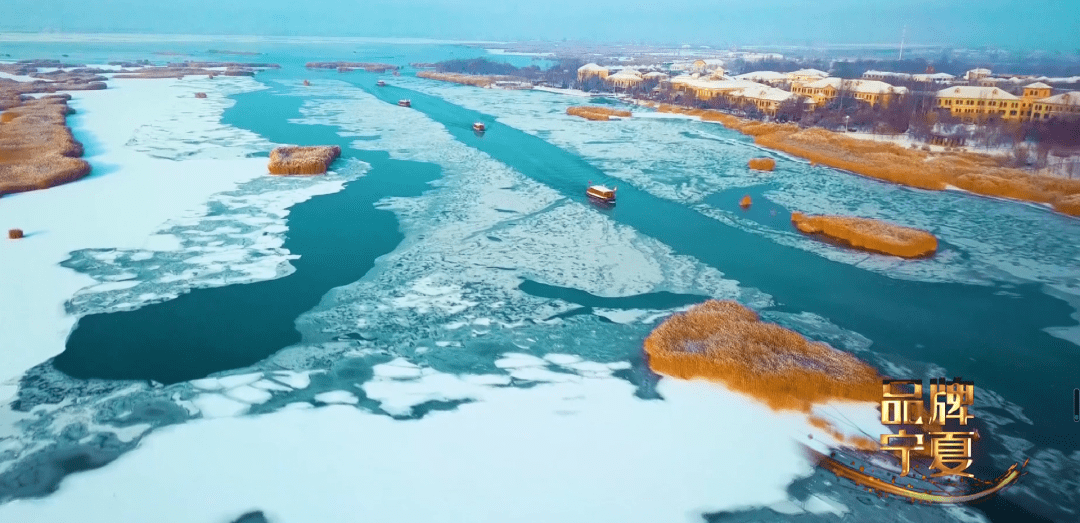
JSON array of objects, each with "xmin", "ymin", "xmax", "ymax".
[{"xmin": 426, "ymin": 43, "xmax": 1080, "ymax": 177}]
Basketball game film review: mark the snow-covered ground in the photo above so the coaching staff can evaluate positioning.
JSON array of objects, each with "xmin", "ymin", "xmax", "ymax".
[
  {"xmin": 0, "ymin": 364, "xmax": 883, "ymax": 523},
  {"xmin": 0, "ymin": 73, "xmax": 347, "ymax": 402},
  {"xmin": 2, "ymin": 69, "xmax": 1073, "ymax": 522}
]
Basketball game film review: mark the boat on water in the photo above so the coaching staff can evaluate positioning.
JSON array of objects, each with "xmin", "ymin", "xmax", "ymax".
[
  {"xmin": 473, "ymin": 122, "xmax": 486, "ymax": 132},
  {"xmin": 377, "ymin": 80, "xmax": 386, "ymax": 87},
  {"xmin": 398, "ymin": 99, "xmax": 411, "ymax": 107},
  {"xmin": 586, "ymin": 184, "xmax": 616, "ymax": 205}
]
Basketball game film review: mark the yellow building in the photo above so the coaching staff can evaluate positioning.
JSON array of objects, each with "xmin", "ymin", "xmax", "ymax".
[
  {"xmin": 577, "ymin": 63, "xmax": 609, "ymax": 82},
  {"xmin": 669, "ymin": 76, "xmax": 764, "ymax": 100},
  {"xmin": 964, "ymin": 68, "xmax": 992, "ymax": 81},
  {"xmin": 935, "ymin": 86, "xmax": 1022, "ymax": 122},
  {"xmin": 732, "ymin": 71, "xmax": 790, "ymax": 86},
  {"xmin": 935, "ymin": 82, "xmax": 1065, "ymax": 123},
  {"xmin": 791, "ymin": 78, "xmax": 908, "ymax": 108},
  {"xmin": 1021, "ymin": 82, "xmax": 1052, "ymax": 118},
  {"xmin": 1031, "ymin": 91, "xmax": 1080, "ymax": 120},
  {"xmin": 787, "ymin": 68, "xmax": 828, "ymax": 86},
  {"xmin": 690, "ymin": 59, "xmax": 724, "ymax": 75},
  {"xmin": 606, "ymin": 68, "xmax": 643, "ymax": 89},
  {"xmin": 728, "ymin": 85, "xmax": 803, "ymax": 116}
]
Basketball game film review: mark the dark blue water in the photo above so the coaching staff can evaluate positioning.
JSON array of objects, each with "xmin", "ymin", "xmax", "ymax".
[{"xmin": 54, "ymin": 82, "xmax": 439, "ymax": 384}]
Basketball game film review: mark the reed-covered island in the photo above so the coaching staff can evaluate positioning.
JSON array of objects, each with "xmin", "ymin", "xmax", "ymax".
[
  {"xmin": 644, "ymin": 300, "xmax": 882, "ymax": 412},
  {"xmin": 566, "ymin": 106, "xmax": 632, "ymax": 121},
  {"xmin": 267, "ymin": 145, "xmax": 342, "ymax": 175},
  {"xmin": 0, "ymin": 95, "xmax": 91, "ymax": 197}
]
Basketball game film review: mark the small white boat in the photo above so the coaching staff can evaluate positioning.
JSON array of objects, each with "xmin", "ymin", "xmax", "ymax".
[
  {"xmin": 473, "ymin": 122, "xmax": 486, "ymax": 132},
  {"xmin": 397, "ymin": 99, "xmax": 411, "ymax": 107},
  {"xmin": 377, "ymin": 80, "xmax": 386, "ymax": 87}
]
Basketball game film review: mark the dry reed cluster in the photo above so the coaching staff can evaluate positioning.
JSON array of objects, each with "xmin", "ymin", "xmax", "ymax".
[
  {"xmin": 739, "ymin": 195, "xmax": 752, "ymax": 208},
  {"xmin": 416, "ymin": 71, "xmax": 496, "ymax": 87},
  {"xmin": 0, "ymin": 78, "xmax": 106, "ymax": 110},
  {"xmin": 267, "ymin": 145, "xmax": 341, "ymax": 175},
  {"xmin": 194, "ymin": 92, "xmax": 207, "ymax": 98},
  {"xmin": 566, "ymin": 106, "xmax": 633, "ymax": 121},
  {"xmin": 8, "ymin": 228, "xmax": 23, "ymax": 239},
  {"xmin": 748, "ymin": 157, "xmax": 776, "ymax": 171},
  {"xmin": 655, "ymin": 105, "xmax": 1080, "ymax": 217},
  {"xmin": 790, "ymin": 212, "xmax": 938, "ymax": 258},
  {"xmin": 112, "ymin": 62, "xmax": 274, "ymax": 79},
  {"xmin": 0, "ymin": 97, "xmax": 91, "ymax": 197},
  {"xmin": 644, "ymin": 300, "xmax": 882, "ymax": 411},
  {"xmin": 306, "ymin": 62, "xmax": 398, "ymax": 73}
]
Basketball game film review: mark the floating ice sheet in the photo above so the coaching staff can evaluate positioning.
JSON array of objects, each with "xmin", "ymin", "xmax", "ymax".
[
  {"xmin": 395, "ymin": 77, "xmax": 1080, "ymax": 295},
  {"xmin": 0, "ymin": 373, "xmax": 885, "ymax": 523}
]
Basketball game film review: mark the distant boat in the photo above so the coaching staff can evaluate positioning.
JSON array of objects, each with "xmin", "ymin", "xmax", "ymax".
[
  {"xmin": 377, "ymin": 80, "xmax": 386, "ymax": 87},
  {"xmin": 473, "ymin": 122, "xmax": 486, "ymax": 132},
  {"xmin": 398, "ymin": 99, "xmax": 411, "ymax": 107},
  {"xmin": 586, "ymin": 184, "xmax": 616, "ymax": 205}
]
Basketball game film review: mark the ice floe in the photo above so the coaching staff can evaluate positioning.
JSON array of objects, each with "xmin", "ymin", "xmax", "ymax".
[
  {"xmin": 395, "ymin": 77, "xmax": 1080, "ymax": 297},
  {"xmin": 0, "ymin": 368, "xmax": 884, "ymax": 523},
  {"xmin": 0, "ymin": 74, "xmax": 297, "ymax": 401}
]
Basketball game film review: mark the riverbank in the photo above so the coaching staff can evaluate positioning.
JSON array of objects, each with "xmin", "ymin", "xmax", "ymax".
[
  {"xmin": 791, "ymin": 213, "xmax": 938, "ymax": 258},
  {"xmin": 644, "ymin": 300, "xmax": 882, "ymax": 412},
  {"xmin": 566, "ymin": 105, "xmax": 631, "ymax": 121},
  {"xmin": 0, "ymin": 73, "xmax": 283, "ymax": 401},
  {"xmin": 653, "ymin": 104, "xmax": 1080, "ymax": 217},
  {"xmin": 416, "ymin": 70, "xmax": 534, "ymax": 89},
  {"xmin": 0, "ymin": 95, "xmax": 91, "ymax": 197}
]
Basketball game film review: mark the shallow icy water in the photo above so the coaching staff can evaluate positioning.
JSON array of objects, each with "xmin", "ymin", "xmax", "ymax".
[{"xmin": 0, "ymin": 41, "xmax": 1077, "ymax": 523}]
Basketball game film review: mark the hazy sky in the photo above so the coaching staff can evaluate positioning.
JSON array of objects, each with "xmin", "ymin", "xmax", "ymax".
[{"xmin": 5, "ymin": 0, "xmax": 1078, "ymax": 51}]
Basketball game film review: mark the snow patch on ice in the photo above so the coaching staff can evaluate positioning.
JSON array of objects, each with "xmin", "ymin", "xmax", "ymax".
[{"xmin": 0, "ymin": 374, "xmax": 884, "ymax": 523}]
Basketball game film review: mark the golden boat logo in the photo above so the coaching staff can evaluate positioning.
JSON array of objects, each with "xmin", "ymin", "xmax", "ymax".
[{"xmin": 814, "ymin": 378, "xmax": 1028, "ymax": 504}]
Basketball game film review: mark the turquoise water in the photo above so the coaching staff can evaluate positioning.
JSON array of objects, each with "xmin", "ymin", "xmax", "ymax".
[
  {"xmin": 3, "ymin": 41, "xmax": 1078, "ymax": 521},
  {"xmin": 55, "ymin": 93, "xmax": 439, "ymax": 384},
  {"xmin": 350, "ymin": 73, "xmax": 1078, "ymax": 456}
]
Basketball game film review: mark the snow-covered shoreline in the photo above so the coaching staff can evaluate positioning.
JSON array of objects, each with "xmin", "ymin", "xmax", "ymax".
[
  {"xmin": 0, "ymin": 73, "xmax": 306, "ymax": 401},
  {"xmin": 0, "ymin": 361, "xmax": 883, "ymax": 522}
]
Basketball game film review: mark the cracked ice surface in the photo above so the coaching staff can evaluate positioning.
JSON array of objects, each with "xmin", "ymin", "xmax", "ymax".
[
  {"xmin": 2, "ymin": 73, "xmax": 1064, "ymax": 522},
  {"xmin": 0, "ymin": 361, "xmax": 889, "ymax": 523},
  {"xmin": 0, "ymin": 73, "xmax": 310, "ymax": 402},
  {"xmin": 62, "ymin": 159, "xmax": 367, "ymax": 316},
  {"xmin": 394, "ymin": 78, "xmax": 1080, "ymax": 292},
  {"xmin": 121, "ymin": 75, "xmax": 273, "ymax": 160},
  {"xmin": 289, "ymin": 80, "xmax": 764, "ymax": 355}
]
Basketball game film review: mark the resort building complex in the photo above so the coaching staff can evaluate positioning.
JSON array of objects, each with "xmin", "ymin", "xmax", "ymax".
[
  {"xmin": 936, "ymin": 82, "xmax": 1080, "ymax": 122},
  {"xmin": 791, "ymin": 78, "xmax": 909, "ymax": 107},
  {"xmin": 576, "ymin": 62, "xmax": 1078, "ymax": 122}
]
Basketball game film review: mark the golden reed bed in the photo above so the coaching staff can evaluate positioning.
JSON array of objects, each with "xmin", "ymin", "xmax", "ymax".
[
  {"xmin": 655, "ymin": 104, "xmax": 1080, "ymax": 217},
  {"xmin": 566, "ymin": 106, "xmax": 632, "ymax": 121},
  {"xmin": 790, "ymin": 212, "xmax": 938, "ymax": 258},
  {"xmin": 306, "ymin": 62, "xmax": 398, "ymax": 73},
  {"xmin": 267, "ymin": 145, "xmax": 341, "ymax": 175},
  {"xmin": 748, "ymin": 157, "xmax": 775, "ymax": 171},
  {"xmin": 0, "ymin": 96, "xmax": 91, "ymax": 198},
  {"xmin": 644, "ymin": 300, "xmax": 881, "ymax": 412},
  {"xmin": 416, "ymin": 71, "xmax": 495, "ymax": 87}
]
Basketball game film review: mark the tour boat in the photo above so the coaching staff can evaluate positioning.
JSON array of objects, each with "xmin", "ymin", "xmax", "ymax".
[
  {"xmin": 473, "ymin": 122, "xmax": 486, "ymax": 132},
  {"xmin": 586, "ymin": 183, "xmax": 616, "ymax": 205},
  {"xmin": 377, "ymin": 80, "xmax": 386, "ymax": 87},
  {"xmin": 398, "ymin": 99, "xmax": 411, "ymax": 107}
]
